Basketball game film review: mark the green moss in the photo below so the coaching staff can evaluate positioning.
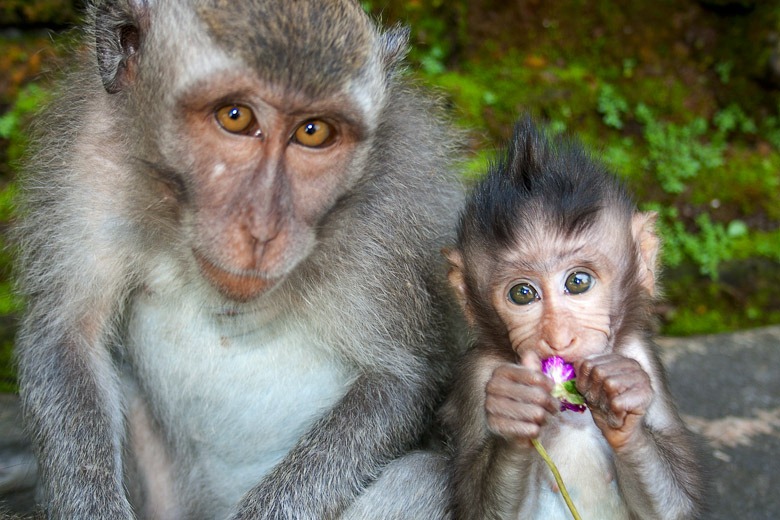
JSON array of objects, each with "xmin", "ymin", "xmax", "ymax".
[
  {"xmin": 662, "ymin": 257, "xmax": 780, "ymax": 336},
  {"xmin": 663, "ymin": 306, "xmax": 738, "ymax": 337},
  {"xmin": 0, "ymin": 0, "xmax": 79, "ymax": 25},
  {"xmin": 691, "ymin": 147, "xmax": 780, "ymax": 220},
  {"xmin": 732, "ymin": 229, "xmax": 780, "ymax": 262},
  {"xmin": 0, "ymin": 337, "xmax": 16, "ymax": 393},
  {"xmin": 597, "ymin": 84, "xmax": 630, "ymax": 129},
  {"xmin": 634, "ymin": 105, "xmax": 725, "ymax": 194}
]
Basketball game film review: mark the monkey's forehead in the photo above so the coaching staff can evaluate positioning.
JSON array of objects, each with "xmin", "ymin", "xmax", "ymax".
[
  {"xmin": 493, "ymin": 217, "xmax": 628, "ymax": 270},
  {"xmin": 196, "ymin": 0, "xmax": 374, "ymax": 97}
]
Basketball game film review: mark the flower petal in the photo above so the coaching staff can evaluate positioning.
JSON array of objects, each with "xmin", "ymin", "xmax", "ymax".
[
  {"xmin": 542, "ymin": 356, "xmax": 586, "ymax": 414},
  {"xmin": 541, "ymin": 356, "xmax": 576, "ymax": 383}
]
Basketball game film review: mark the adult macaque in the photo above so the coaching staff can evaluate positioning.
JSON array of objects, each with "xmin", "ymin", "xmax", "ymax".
[
  {"xmin": 14, "ymin": 1, "xmax": 464, "ymax": 518},
  {"xmin": 442, "ymin": 118, "xmax": 704, "ymax": 519}
]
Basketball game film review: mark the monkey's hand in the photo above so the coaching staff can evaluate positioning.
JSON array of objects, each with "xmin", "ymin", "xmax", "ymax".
[
  {"xmin": 575, "ymin": 354, "xmax": 654, "ymax": 451},
  {"xmin": 484, "ymin": 355, "xmax": 559, "ymax": 445}
]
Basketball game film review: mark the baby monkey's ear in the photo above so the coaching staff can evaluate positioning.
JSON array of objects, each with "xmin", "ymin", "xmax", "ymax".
[
  {"xmin": 442, "ymin": 248, "xmax": 476, "ymax": 326},
  {"xmin": 631, "ymin": 211, "xmax": 660, "ymax": 296}
]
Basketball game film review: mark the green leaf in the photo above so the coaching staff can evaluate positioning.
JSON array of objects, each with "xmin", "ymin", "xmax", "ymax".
[{"xmin": 552, "ymin": 380, "xmax": 586, "ymax": 405}]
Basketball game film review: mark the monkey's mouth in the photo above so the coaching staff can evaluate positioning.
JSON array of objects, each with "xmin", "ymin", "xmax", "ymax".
[{"xmin": 194, "ymin": 251, "xmax": 278, "ymax": 302}]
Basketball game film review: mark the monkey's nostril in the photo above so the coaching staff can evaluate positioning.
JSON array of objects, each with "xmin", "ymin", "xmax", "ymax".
[{"xmin": 247, "ymin": 229, "xmax": 281, "ymax": 261}]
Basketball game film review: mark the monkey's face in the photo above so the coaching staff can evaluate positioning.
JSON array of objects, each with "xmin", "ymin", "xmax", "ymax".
[
  {"xmin": 490, "ymin": 221, "xmax": 622, "ymax": 364},
  {"xmin": 167, "ymin": 78, "xmax": 374, "ymax": 302},
  {"xmin": 126, "ymin": 0, "xmax": 387, "ymax": 302}
]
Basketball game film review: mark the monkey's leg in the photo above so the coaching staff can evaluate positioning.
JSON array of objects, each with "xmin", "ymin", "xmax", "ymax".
[
  {"xmin": 340, "ymin": 451, "xmax": 451, "ymax": 520},
  {"xmin": 123, "ymin": 378, "xmax": 181, "ymax": 520}
]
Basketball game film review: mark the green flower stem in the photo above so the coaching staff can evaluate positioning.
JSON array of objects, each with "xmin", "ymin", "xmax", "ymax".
[{"xmin": 531, "ymin": 438, "xmax": 582, "ymax": 520}]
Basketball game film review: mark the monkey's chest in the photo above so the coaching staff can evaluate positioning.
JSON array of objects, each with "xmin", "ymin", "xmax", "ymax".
[
  {"xmin": 519, "ymin": 412, "xmax": 629, "ymax": 520},
  {"xmin": 123, "ymin": 285, "xmax": 354, "ymax": 507}
]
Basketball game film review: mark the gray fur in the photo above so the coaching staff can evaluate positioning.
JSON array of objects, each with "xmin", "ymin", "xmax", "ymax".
[
  {"xmin": 341, "ymin": 452, "xmax": 453, "ymax": 520},
  {"xmin": 14, "ymin": 1, "xmax": 465, "ymax": 518}
]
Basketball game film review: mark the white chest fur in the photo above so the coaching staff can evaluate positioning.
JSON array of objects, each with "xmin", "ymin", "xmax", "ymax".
[
  {"xmin": 518, "ymin": 411, "xmax": 629, "ymax": 520},
  {"xmin": 124, "ymin": 264, "xmax": 355, "ymax": 512}
]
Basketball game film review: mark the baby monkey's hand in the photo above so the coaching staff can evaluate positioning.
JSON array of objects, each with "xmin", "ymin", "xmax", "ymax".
[
  {"xmin": 484, "ymin": 352, "xmax": 559, "ymax": 445},
  {"xmin": 575, "ymin": 353, "xmax": 654, "ymax": 451}
]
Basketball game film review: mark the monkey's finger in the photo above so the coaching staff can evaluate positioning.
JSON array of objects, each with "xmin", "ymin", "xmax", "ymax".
[
  {"xmin": 602, "ymin": 371, "xmax": 648, "ymax": 396},
  {"xmin": 605, "ymin": 409, "xmax": 628, "ymax": 430},
  {"xmin": 486, "ymin": 414, "xmax": 544, "ymax": 441},
  {"xmin": 596, "ymin": 368, "xmax": 653, "ymax": 409},
  {"xmin": 486, "ymin": 394, "xmax": 556, "ymax": 424},
  {"xmin": 485, "ymin": 379, "xmax": 559, "ymax": 415},
  {"xmin": 576, "ymin": 355, "xmax": 645, "ymax": 394},
  {"xmin": 520, "ymin": 350, "xmax": 542, "ymax": 371},
  {"xmin": 608, "ymin": 386, "xmax": 653, "ymax": 416},
  {"xmin": 490, "ymin": 364, "xmax": 554, "ymax": 392},
  {"xmin": 575, "ymin": 355, "xmax": 610, "ymax": 395},
  {"xmin": 577, "ymin": 353, "xmax": 635, "ymax": 374},
  {"xmin": 581, "ymin": 372, "xmax": 648, "ymax": 413},
  {"xmin": 602, "ymin": 358, "xmax": 646, "ymax": 381}
]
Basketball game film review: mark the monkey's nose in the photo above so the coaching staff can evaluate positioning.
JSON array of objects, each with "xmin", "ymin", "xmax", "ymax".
[{"xmin": 542, "ymin": 334, "xmax": 577, "ymax": 354}]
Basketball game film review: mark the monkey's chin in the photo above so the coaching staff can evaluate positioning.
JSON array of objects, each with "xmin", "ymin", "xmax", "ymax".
[{"xmin": 194, "ymin": 252, "xmax": 279, "ymax": 302}]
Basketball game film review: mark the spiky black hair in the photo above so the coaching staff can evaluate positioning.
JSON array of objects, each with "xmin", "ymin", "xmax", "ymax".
[{"xmin": 457, "ymin": 116, "xmax": 635, "ymax": 252}]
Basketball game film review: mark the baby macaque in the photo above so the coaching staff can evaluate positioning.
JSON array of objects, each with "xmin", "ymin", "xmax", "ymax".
[{"xmin": 442, "ymin": 117, "xmax": 704, "ymax": 519}]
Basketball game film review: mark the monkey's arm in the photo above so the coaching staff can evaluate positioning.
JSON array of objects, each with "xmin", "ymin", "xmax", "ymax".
[
  {"xmin": 17, "ymin": 301, "xmax": 133, "ymax": 519},
  {"xmin": 577, "ymin": 349, "xmax": 704, "ymax": 519},
  {"xmin": 612, "ymin": 420, "xmax": 703, "ymax": 520},
  {"xmin": 229, "ymin": 371, "xmax": 439, "ymax": 519},
  {"xmin": 13, "ymin": 78, "xmax": 144, "ymax": 517},
  {"xmin": 15, "ymin": 204, "xmax": 135, "ymax": 518},
  {"xmin": 443, "ymin": 349, "xmax": 557, "ymax": 520}
]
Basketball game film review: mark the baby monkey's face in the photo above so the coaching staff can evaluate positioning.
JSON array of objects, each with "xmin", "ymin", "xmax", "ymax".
[{"xmin": 490, "ymin": 221, "xmax": 622, "ymax": 364}]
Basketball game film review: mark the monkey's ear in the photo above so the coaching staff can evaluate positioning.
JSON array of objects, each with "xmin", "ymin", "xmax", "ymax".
[
  {"xmin": 95, "ymin": 1, "xmax": 148, "ymax": 93},
  {"xmin": 378, "ymin": 24, "xmax": 410, "ymax": 73},
  {"xmin": 442, "ymin": 248, "xmax": 475, "ymax": 325},
  {"xmin": 632, "ymin": 211, "xmax": 660, "ymax": 296}
]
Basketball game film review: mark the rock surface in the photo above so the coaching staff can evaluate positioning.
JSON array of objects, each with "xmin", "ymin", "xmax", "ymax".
[
  {"xmin": 658, "ymin": 325, "xmax": 780, "ymax": 520},
  {"xmin": 0, "ymin": 393, "xmax": 36, "ymax": 517}
]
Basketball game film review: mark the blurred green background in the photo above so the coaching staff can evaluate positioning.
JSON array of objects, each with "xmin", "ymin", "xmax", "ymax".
[{"xmin": 1, "ymin": 0, "xmax": 780, "ymax": 391}]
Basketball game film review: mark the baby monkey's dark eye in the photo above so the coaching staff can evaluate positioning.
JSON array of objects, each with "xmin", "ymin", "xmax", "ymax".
[
  {"xmin": 565, "ymin": 272, "xmax": 593, "ymax": 295},
  {"xmin": 216, "ymin": 104, "xmax": 257, "ymax": 135},
  {"xmin": 508, "ymin": 283, "xmax": 538, "ymax": 306}
]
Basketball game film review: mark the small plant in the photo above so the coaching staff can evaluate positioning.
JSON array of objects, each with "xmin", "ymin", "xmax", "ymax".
[
  {"xmin": 597, "ymin": 84, "xmax": 630, "ymax": 129},
  {"xmin": 0, "ymin": 83, "xmax": 49, "ymax": 163},
  {"xmin": 714, "ymin": 61, "xmax": 733, "ymax": 85},
  {"xmin": 645, "ymin": 205, "xmax": 741, "ymax": 281},
  {"xmin": 636, "ymin": 104, "xmax": 725, "ymax": 195},
  {"xmin": 713, "ymin": 103, "xmax": 756, "ymax": 135}
]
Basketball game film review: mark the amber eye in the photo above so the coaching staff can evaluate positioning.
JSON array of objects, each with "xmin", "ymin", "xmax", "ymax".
[
  {"xmin": 293, "ymin": 119, "xmax": 334, "ymax": 148},
  {"xmin": 565, "ymin": 271, "xmax": 593, "ymax": 295},
  {"xmin": 216, "ymin": 105, "xmax": 255, "ymax": 134},
  {"xmin": 508, "ymin": 283, "xmax": 538, "ymax": 306}
]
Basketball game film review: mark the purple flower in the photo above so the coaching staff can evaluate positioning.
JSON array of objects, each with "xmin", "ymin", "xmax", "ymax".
[{"xmin": 541, "ymin": 356, "xmax": 586, "ymax": 413}]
